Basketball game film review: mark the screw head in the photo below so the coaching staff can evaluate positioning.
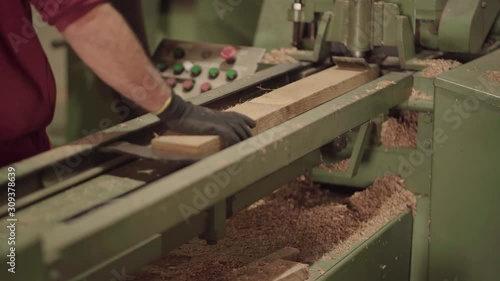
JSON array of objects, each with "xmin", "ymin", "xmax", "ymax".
[{"xmin": 423, "ymin": 140, "xmax": 432, "ymax": 149}]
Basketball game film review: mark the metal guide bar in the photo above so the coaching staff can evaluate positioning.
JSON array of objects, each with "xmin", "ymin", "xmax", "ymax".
[{"xmin": 32, "ymin": 72, "xmax": 412, "ymax": 280}]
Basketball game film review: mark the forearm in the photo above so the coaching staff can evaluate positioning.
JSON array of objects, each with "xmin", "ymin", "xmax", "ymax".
[{"xmin": 61, "ymin": 3, "xmax": 169, "ymax": 113}]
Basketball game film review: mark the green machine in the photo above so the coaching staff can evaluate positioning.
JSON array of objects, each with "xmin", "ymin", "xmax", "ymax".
[
  {"xmin": 281, "ymin": 0, "xmax": 500, "ymax": 66},
  {"xmin": 3, "ymin": 0, "xmax": 500, "ymax": 280}
]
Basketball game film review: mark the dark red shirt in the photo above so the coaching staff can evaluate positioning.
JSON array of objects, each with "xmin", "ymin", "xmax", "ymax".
[{"xmin": 0, "ymin": 0, "xmax": 105, "ymax": 166}]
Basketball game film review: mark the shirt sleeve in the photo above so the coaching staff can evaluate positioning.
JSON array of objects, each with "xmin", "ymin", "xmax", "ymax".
[{"xmin": 30, "ymin": 0, "xmax": 107, "ymax": 31}]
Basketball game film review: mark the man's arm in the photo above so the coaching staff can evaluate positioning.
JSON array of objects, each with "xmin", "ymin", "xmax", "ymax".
[
  {"xmin": 61, "ymin": 3, "xmax": 168, "ymax": 113},
  {"xmin": 53, "ymin": 2, "xmax": 255, "ymax": 145}
]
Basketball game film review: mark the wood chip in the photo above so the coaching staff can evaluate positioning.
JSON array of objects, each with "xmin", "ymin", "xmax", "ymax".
[
  {"xmin": 410, "ymin": 88, "xmax": 433, "ymax": 101},
  {"xmin": 485, "ymin": 70, "xmax": 500, "ymax": 83},
  {"xmin": 414, "ymin": 59, "xmax": 461, "ymax": 78},
  {"xmin": 319, "ymin": 159, "xmax": 350, "ymax": 173},
  {"xmin": 380, "ymin": 110, "xmax": 418, "ymax": 148},
  {"xmin": 261, "ymin": 48, "xmax": 300, "ymax": 64},
  {"xmin": 365, "ymin": 80, "xmax": 396, "ymax": 94}
]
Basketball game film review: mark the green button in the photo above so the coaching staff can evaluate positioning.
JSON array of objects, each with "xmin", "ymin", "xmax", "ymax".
[
  {"xmin": 191, "ymin": 65, "xmax": 202, "ymax": 77},
  {"xmin": 226, "ymin": 69, "xmax": 238, "ymax": 81},
  {"xmin": 173, "ymin": 63, "xmax": 184, "ymax": 75},
  {"xmin": 173, "ymin": 47, "xmax": 185, "ymax": 59},
  {"xmin": 208, "ymin": 67, "xmax": 219, "ymax": 79},
  {"xmin": 155, "ymin": 61, "xmax": 167, "ymax": 72}
]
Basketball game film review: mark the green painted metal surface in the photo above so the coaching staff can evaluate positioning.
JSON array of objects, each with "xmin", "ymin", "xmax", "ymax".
[
  {"xmin": 312, "ymin": 212, "xmax": 413, "ymax": 281},
  {"xmin": 435, "ymin": 49, "xmax": 500, "ymax": 107},
  {"xmin": 160, "ymin": 0, "xmax": 264, "ymax": 45},
  {"xmin": 439, "ymin": 0, "xmax": 500, "ymax": 53},
  {"xmin": 429, "ymin": 51, "xmax": 500, "ymax": 281},
  {"xmin": 411, "ymin": 196, "xmax": 431, "ymax": 281}
]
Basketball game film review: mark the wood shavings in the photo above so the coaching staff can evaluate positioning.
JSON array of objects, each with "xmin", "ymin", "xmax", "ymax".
[
  {"xmin": 410, "ymin": 88, "xmax": 433, "ymax": 101},
  {"xmin": 319, "ymin": 159, "xmax": 350, "ymax": 173},
  {"xmin": 485, "ymin": 71, "xmax": 500, "ymax": 83},
  {"xmin": 261, "ymin": 48, "xmax": 300, "ymax": 64},
  {"xmin": 133, "ymin": 174, "xmax": 415, "ymax": 281},
  {"xmin": 380, "ymin": 111, "xmax": 418, "ymax": 148},
  {"xmin": 414, "ymin": 59, "xmax": 461, "ymax": 78},
  {"xmin": 365, "ymin": 80, "xmax": 396, "ymax": 94}
]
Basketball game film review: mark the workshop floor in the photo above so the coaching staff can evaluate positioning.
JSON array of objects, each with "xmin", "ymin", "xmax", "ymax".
[{"xmin": 35, "ymin": 10, "xmax": 68, "ymax": 147}]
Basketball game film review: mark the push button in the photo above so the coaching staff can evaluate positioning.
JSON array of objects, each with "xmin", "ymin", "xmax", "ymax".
[
  {"xmin": 220, "ymin": 46, "xmax": 237, "ymax": 64},
  {"xmin": 182, "ymin": 79, "xmax": 195, "ymax": 92},
  {"xmin": 208, "ymin": 67, "xmax": 219, "ymax": 79},
  {"xmin": 173, "ymin": 47, "xmax": 185, "ymax": 59},
  {"xmin": 155, "ymin": 61, "xmax": 168, "ymax": 72},
  {"xmin": 226, "ymin": 69, "xmax": 238, "ymax": 81},
  {"xmin": 191, "ymin": 65, "xmax": 202, "ymax": 77},
  {"xmin": 200, "ymin": 82, "xmax": 212, "ymax": 93},
  {"xmin": 165, "ymin": 77, "xmax": 177, "ymax": 88},
  {"xmin": 173, "ymin": 63, "xmax": 184, "ymax": 75}
]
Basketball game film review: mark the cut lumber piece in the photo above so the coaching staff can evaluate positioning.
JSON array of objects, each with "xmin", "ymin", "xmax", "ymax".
[
  {"xmin": 152, "ymin": 66, "xmax": 378, "ymax": 156},
  {"xmin": 151, "ymin": 135, "xmax": 222, "ymax": 156},
  {"xmin": 226, "ymin": 259, "xmax": 309, "ymax": 281}
]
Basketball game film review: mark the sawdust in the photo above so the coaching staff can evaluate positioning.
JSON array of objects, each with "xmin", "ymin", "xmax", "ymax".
[
  {"xmin": 261, "ymin": 47, "xmax": 300, "ymax": 64},
  {"xmin": 485, "ymin": 70, "xmax": 500, "ymax": 83},
  {"xmin": 319, "ymin": 159, "xmax": 350, "ymax": 173},
  {"xmin": 133, "ymin": 174, "xmax": 415, "ymax": 281},
  {"xmin": 414, "ymin": 59, "xmax": 461, "ymax": 78},
  {"xmin": 365, "ymin": 80, "xmax": 396, "ymax": 94},
  {"xmin": 380, "ymin": 111, "xmax": 418, "ymax": 148},
  {"xmin": 331, "ymin": 178, "xmax": 416, "ymax": 257},
  {"xmin": 410, "ymin": 88, "xmax": 433, "ymax": 101}
]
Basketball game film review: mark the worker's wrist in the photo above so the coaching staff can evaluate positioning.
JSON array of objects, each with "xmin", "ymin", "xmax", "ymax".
[
  {"xmin": 153, "ymin": 95, "xmax": 173, "ymax": 115},
  {"xmin": 156, "ymin": 93, "xmax": 189, "ymax": 123}
]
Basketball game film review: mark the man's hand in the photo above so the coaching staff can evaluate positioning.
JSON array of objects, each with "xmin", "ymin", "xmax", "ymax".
[{"xmin": 157, "ymin": 93, "xmax": 256, "ymax": 146}]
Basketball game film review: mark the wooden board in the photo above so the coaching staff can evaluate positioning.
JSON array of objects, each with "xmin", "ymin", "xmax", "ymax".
[{"xmin": 152, "ymin": 66, "xmax": 378, "ymax": 156}]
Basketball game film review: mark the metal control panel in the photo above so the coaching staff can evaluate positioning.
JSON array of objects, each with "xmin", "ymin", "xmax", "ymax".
[{"xmin": 152, "ymin": 39, "xmax": 265, "ymax": 99}]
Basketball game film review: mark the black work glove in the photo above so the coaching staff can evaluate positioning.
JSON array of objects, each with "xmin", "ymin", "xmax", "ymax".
[{"xmin": 157, "ymin": 93, "xmax": 256, "ymax": 146}]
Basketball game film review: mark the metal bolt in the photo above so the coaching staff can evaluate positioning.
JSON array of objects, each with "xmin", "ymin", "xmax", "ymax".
[
  {"xmin": 423, "ymin": 140, "xmax": 432, "ymax": 149},
  {"xmin": 481, "ymin": 1, "xmax": 487, "ymax": 8}
]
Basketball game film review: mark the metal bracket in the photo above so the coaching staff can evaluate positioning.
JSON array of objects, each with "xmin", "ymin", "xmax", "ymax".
[
  {"xmin": 321, "ymin": 121, "xmax": 372, "ymax": 179},
  {"xmin": 291, "ymin": 12, "xmax": 334, "ymax": 62},
  {"xmin": 199, "ymin": 201, "xmax": 226, "ymax": 245},
  {"xmin": 396, "ymin": 16, "xmax": 424, "ymax": 71}
]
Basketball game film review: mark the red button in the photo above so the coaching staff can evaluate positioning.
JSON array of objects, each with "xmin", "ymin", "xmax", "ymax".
[
  {"xmin": 200, "ymin": 82, "xmax": 212, "ymax": 93},
  {"xmin": 182, "ymin": 79, "xmax": 195, "ymax": 92},
  {"xmin": 165, "ymin": 77, "xmax": 177, "ymax": 88},
  {"xmin": 220, "ymin": 46, "xmax": 237, "ymax": 63}
]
